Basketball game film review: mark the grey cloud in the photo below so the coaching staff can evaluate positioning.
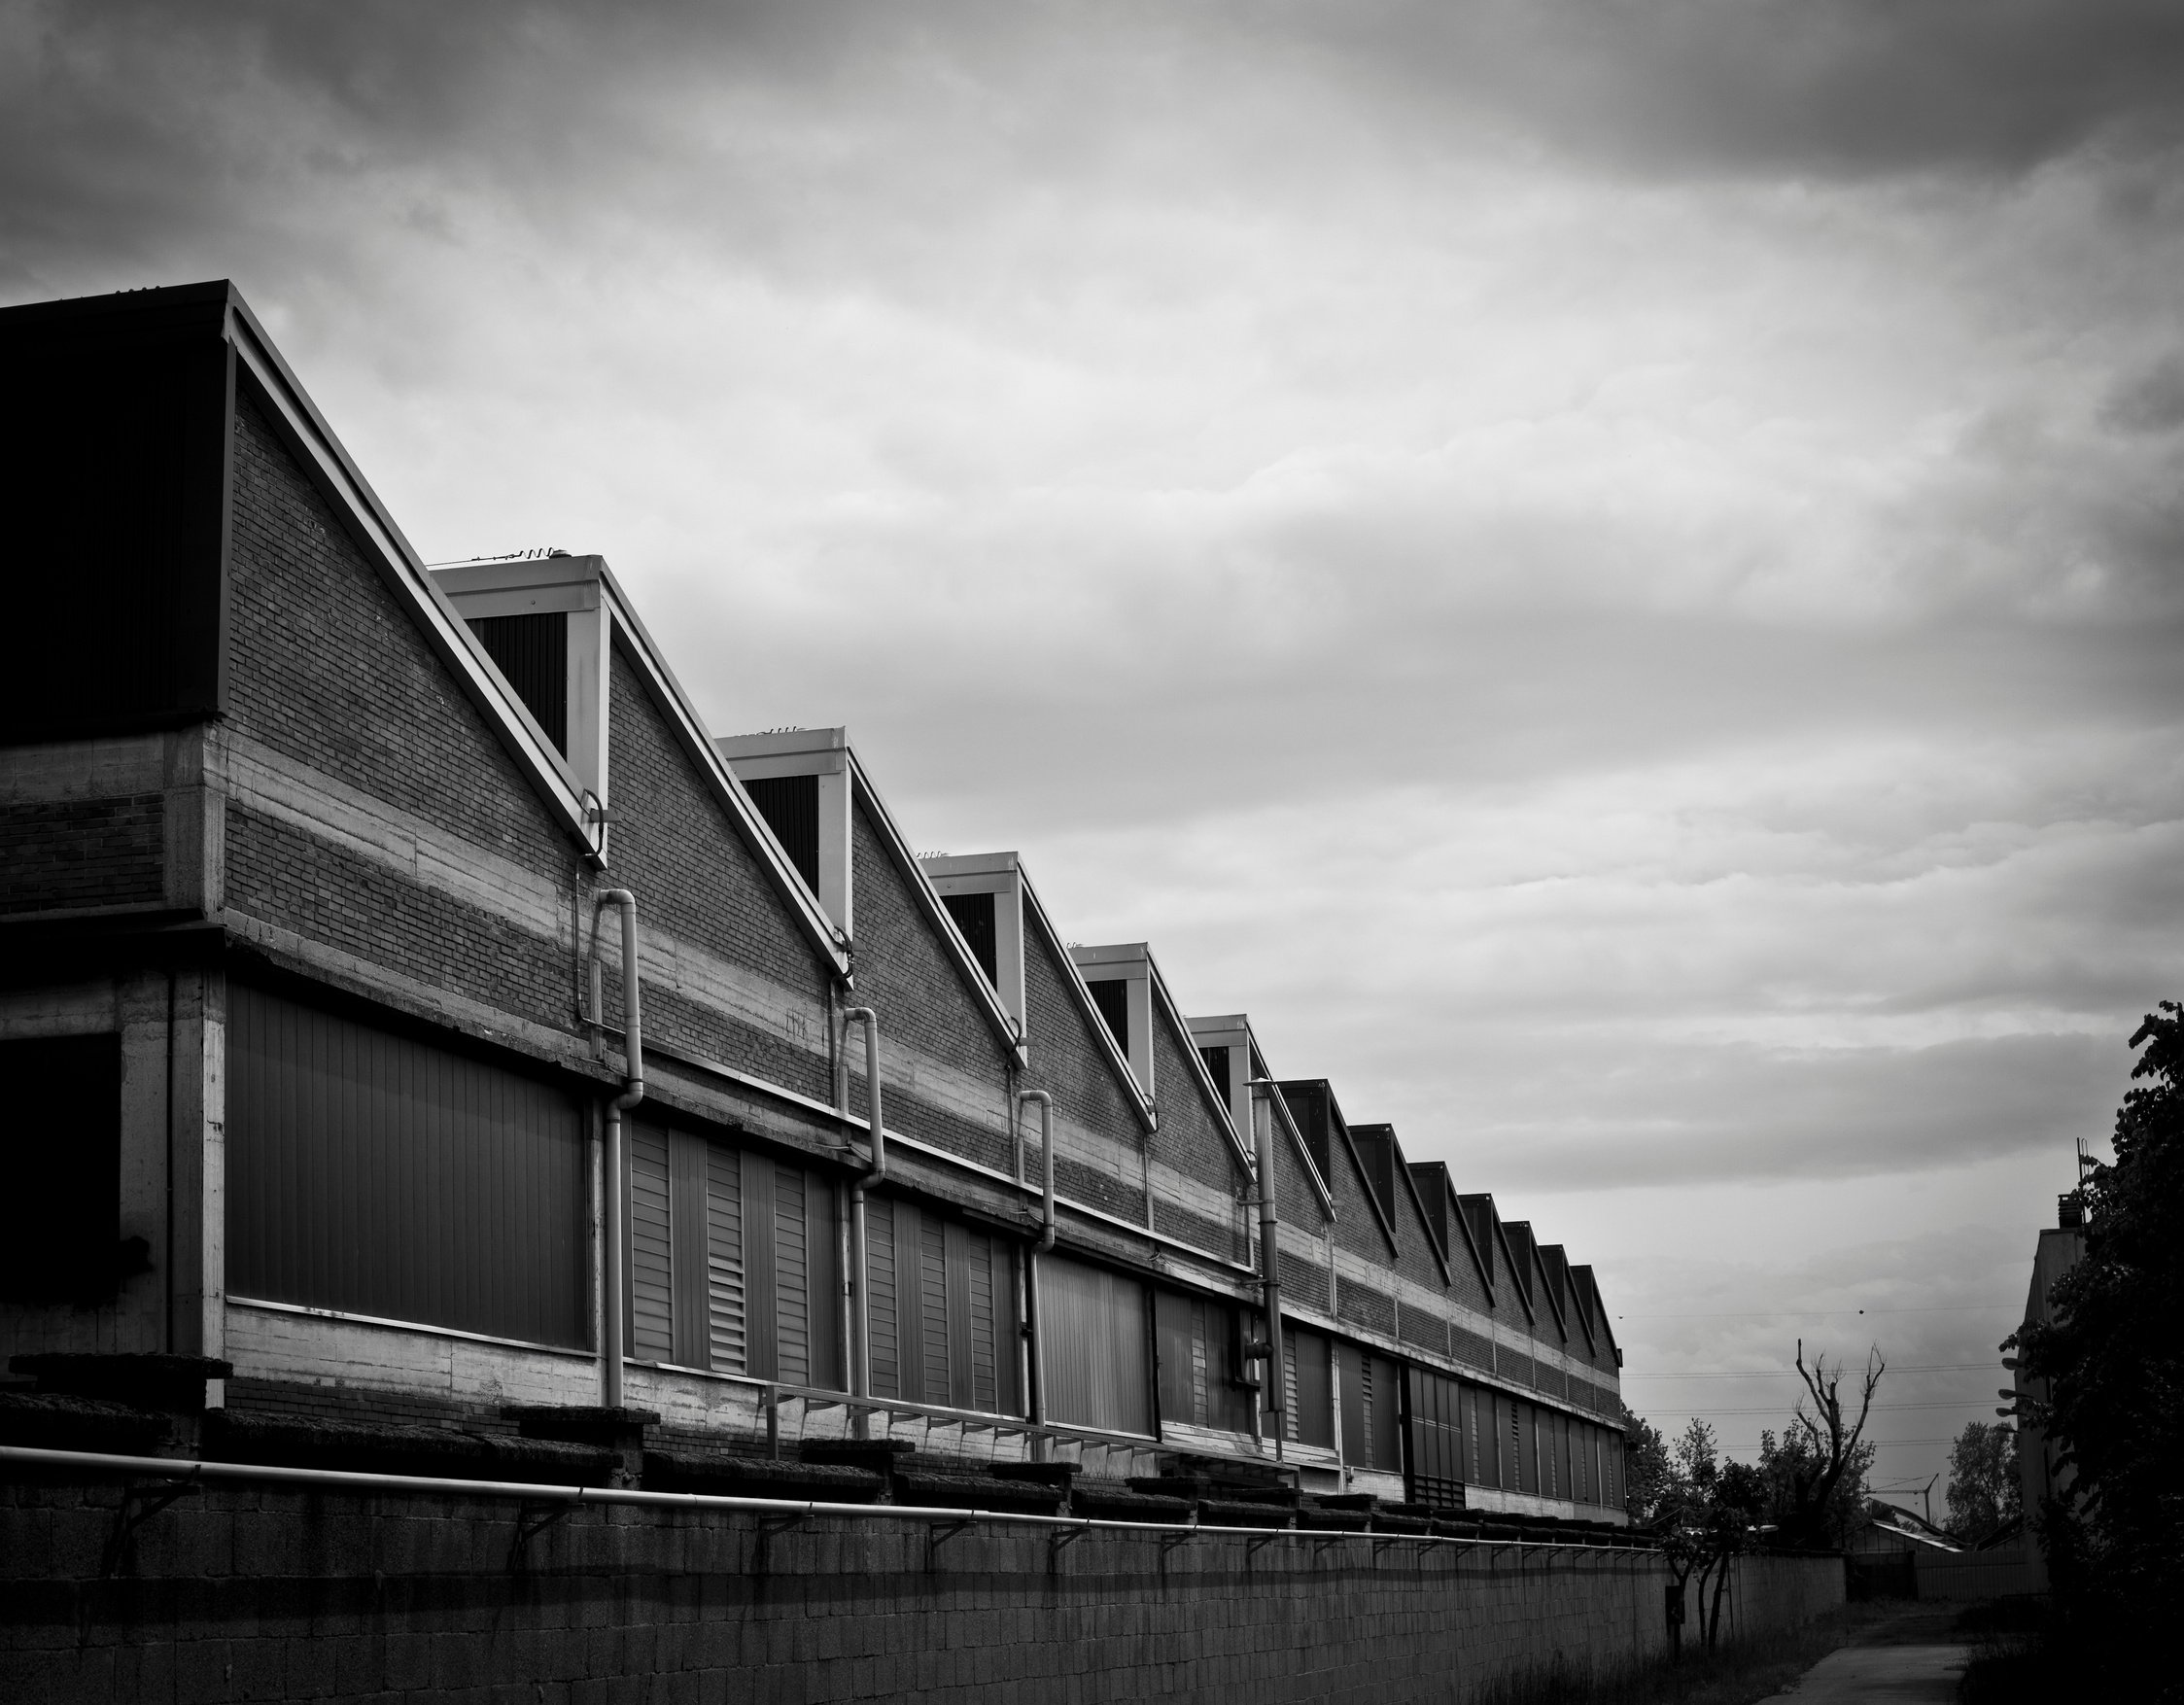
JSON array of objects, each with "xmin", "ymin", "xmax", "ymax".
[
  {"xmin": 1287, "ymin": 0, "xmax": 2184, "ymax": 180},
  {"xmin": 2103, "ymin": 354, "xmax": 2184, "ymax": 435},
  {"xmin": 1401, "ymin": 1029, "xmax": 2131, "ymax": 1195}
]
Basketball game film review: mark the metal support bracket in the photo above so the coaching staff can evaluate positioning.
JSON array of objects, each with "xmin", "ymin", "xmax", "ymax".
[
  {"xmin": 928, "ymin": 1518, "xmax": 975, "ymax": 1548},
  {"xmin": 507, "ymin": 1500, "xmax": 574, "ymax": 1572},
  {"xmin": 103, "ymin": 1479, "xmax": 197, "ymax": 1578},
  {"xmin": 757, "ymin": 1513, "xmax": 806, "ymax": 1537}
]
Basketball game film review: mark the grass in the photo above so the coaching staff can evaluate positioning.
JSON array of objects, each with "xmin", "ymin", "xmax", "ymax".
[{"xmin": 1459, "ymin": 1604, "xmax": 1889, "ymax": 1705}]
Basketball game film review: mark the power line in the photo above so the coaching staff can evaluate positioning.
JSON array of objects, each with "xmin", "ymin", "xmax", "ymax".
[
  {"xmin": 1624, "ymin": 1363, "xmax": 1996, "ymax": 1379},
  {"xmin": 1624, "ymin": 1309, "xmax": 2016, "ymax": 1323},
  {"xmin": 1640, "ymin": 1402, "xmax": 2000, "ymax": 1416}
]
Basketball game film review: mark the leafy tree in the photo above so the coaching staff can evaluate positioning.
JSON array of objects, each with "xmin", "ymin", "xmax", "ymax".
[
  {"xmin": 2013, "ymin": 1000, "xmax": 2184, "ymax": 1688},
  {"xmin": 1755, "ymin": 1421, "xmax": 1873, "ymax": 1548},
  {"xmin": 1620, "ymin": 1403, "xmax": 1672, "ymax": 1524},
  {"xmin": 1652, "ymin": 1419, "xmax": 1766, "ymax": 1654},
  {"xmin": 1943, "ymin": 1420, "xmax": 2021, "ymax": 1542}
]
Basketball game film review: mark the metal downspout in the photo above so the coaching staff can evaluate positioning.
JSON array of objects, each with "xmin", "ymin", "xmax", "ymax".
[
  {"xmin": 1017, "ymin": 1090, "xmax": 1056, "ymax": 1456},
  {"xmin": 842, "ymin": 1008, "xmax": 884, "ymax": 1428},
  {"xmin": 1247, "ymin": 1079, "xmax": 1285, "ymax": 1461},
  {"xmin": 594, "ymin": 889, "xmax": 644, "ymax": 1411}
]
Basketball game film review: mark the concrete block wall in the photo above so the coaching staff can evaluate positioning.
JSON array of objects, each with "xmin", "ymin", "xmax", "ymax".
[{"xmin": 0, "ymin": 1471, "xmax": 1841, "ymax": 1705}]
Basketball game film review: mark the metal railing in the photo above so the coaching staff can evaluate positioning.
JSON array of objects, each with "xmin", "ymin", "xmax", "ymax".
[{"xmin": 0, "ymin": 1444, "xmax": 1654, "ymax": 1556}]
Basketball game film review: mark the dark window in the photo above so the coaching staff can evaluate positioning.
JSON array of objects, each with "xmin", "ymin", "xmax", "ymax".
[
  {"xmin": 1350, "ymin": 1125, "xmax": 1399, "ymax": 1224},
  {"xmin": 2, "ymin": 292, "xmax": 231, "ymax": 745},
  {"xmin": 1086, "ymin": 978, "xmax": 1129, "ymax": 1057},
  {"xmin": 1280, "ymin": 1084, "xmax": 1332, "ymax": 1183},
  {"xmin": 941, "ymin": 890, "xmax": 998, "ymax": 985},
  {"xmin": 1196, "ymin": 1045, "xmax": 1230, "ymax": 1103},
  {"xmin": 1405, "ymin": 1367, "xmax": 1467, "ymax": 1512},
  {"xmin": 743, "ymin": 775, "xmax": 820, "ymax": 891},
  {"xmin": 1337, "ymin": 1342, "xmax": 1404, "ymax": 1473},
  {"xmin": 0, "ymin": 1034, "xmax": 125, "ymax": 1302},
  {"xmin": 1154, "ymin": 1287, "xmax": 1256, "ymax": 1436},
  {"xmin": 226, "ymin": 985, "xmax": 589, "ymax": 1347},
  {"xmin": 468, "ymin": 612, "xmax": 569, "ymax": 752}
]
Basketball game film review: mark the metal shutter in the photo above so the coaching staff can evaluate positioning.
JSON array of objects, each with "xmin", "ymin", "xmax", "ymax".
[
  {"xmin": 627, "ymin": 1124, "xmax": 675, "ymax": 1363},
  {"xmin": 773, "ymin": 1165, "xmax": 811, "ymax": 1386},
  {"xmin": 868, "ymin": 1196, "xmax": 900, "ymax": 1399},
  {"xmin": 1039, "ymin": 1255, "xmax": 1152, "ymax": 1436},
  {"xmin": 705, "ymin": 1144, "xmax": 745, "ymax": 1374}
]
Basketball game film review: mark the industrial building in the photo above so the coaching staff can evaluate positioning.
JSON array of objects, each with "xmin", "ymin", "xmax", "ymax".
[{"xmin": 0, "ymin": 281, "xmax": 1626, "ymax": 1528}]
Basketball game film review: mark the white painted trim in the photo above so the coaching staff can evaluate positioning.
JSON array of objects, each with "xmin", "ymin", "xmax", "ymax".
[{"xmin": 228, "ymin": 1296, "xmax": 597, "ymax": 1361}]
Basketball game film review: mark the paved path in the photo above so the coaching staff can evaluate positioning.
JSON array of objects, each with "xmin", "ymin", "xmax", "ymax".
[
  {"xmin": 1787, "ymin": 1608, "xmax": 1969, "ymax": 1702},
  {"xmin": 1787, "ymin": 1641, "xmax": 1969, "ymax": 1701}
]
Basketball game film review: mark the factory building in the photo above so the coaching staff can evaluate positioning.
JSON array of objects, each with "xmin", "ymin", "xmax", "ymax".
[{"xmin": 0, "ymin": 281, "xmax": 1625, "ymax": 1525}]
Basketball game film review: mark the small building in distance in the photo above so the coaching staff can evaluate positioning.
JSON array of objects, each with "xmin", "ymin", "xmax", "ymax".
[{"xmin": 2012, "ymin": 1189, "xmax": 2088, "ymax": 1591}]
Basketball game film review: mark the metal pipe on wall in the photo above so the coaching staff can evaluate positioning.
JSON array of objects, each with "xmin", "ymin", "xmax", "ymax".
[
  {"xmin": 1246, "ymin": 1079, "xmax": 1286, "ymax": 1461},
  {"xmin": 841, "ymin": 1007, "xmax": 884, "ymax": 1418},
  {"xmin": 594, "ymin": 889, "xmax": 644, "ymax": 1411},
  {"xmin": 1016, "ymin": 1090, "xmax": 1056, "ymax": 1456}
]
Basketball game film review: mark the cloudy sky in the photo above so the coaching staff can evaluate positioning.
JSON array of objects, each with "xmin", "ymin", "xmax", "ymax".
[{"xmin": 10, "ymin": 0, "xmax": 2181, "ymax": 1489}]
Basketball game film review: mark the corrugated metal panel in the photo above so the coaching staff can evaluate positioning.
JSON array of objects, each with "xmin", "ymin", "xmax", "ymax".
[
  {"xmin": 668, "ymin": 1131, "xmax": 711, "ymax": 1362},
  {"xmin": 806, "ymin": 1171, "xmax": 842, "ymax": 1391},
  {"xmin": 1284, "ymin": 1326, "xmax": 1334, "ymax": 1447},
  {"xmin": 227, "ymin": 984, "xmax": 587, "ymax": 1348},
  {"xmin": 1154, "ymin": 1290, "xmax": 1196, "ymax": 1428},
  {"xmin": 943, "ymin": 1220, "xmax": 974, "ymax": 1406},
  {"xmin": 705, "ymin": 1145, "xmax": 745, "ymax": 1373},
  {"xmin": 743, "ymin": 1161, "xmax": 779, "ymax": 1377},
  {"xmin": 468, "ymin": 612, "xmax": 568, "ymax": 753},
  {"xmin": 1039, "ymin": 1255, "xmax": 1151, "ymax": 1436},
  {"xmin": 868, "ymin": 1197, "xmax": 900, "ymax": 1399},
  {"xmin": 774, "ymin": 1165, "xmax": 810, "ymax": 1386},
  {"xmin": 627, "ymin": 1123, "xmax": 675, "ymax": 1362},
  {"xmin": 742, "ymin": 776, "xmax": 820, "ymax": 892},
  {"xmin": 1370, "ymin": 1352, "xmax": 1402, "ymax": 1471},
  {"xmin": 967, "ymin": 1232, "xmax": 998, "ymax": 1413},
  {"xmin": 1518, "ymin": 1402, "xmax": 1540, "ymax": 1494},
  {"xmin": 919, "ymin": 1211, "xmax": 949, "ymax": 1406}
]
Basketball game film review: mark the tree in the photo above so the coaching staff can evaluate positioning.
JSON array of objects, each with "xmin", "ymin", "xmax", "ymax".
[
  {"xmin": 1943, "ymin": 1420, "xmax": 2021, "ymax": 1542},
  {"xmin": 1755, "ymin": 1422, "xmax": 1873, "ymax": 1548},
  {"xmin": 1620, "ymin": 1403, "xmax": 1672, "ymax": 1524},
  {"xmin": 2013, "ymin": 1001, "xmax": 2184, "ymax": 1682},
  {"xmin": 1768, "ymin": 1340, "xmax": 1883, "ymax": 1548},
  {"xmin": 1651, "ymin": 1419, "xmax": 1766, "ymax": 1655}
]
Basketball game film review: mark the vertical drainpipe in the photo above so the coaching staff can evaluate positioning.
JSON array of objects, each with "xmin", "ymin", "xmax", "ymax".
[
  {"xmin": 842, "ymin": 1007, "xmax": 885, "ymax": 1430},
  {"xmin": 594, "ymin": 889, "xmax": 644, "ymax": 1412},
  {"xmin": 1247, "ymin": 1080, "xmax": 1285, "ymax": 1463},
  {"xmin": 1017, "ymin": 1090, "xmax": 1056, "ymax": 1458}
]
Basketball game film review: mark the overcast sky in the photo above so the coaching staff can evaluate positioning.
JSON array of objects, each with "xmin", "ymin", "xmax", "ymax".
[{"xmin": 10, "ymin": 0, "xmax": 2181, "ymax": 1490}]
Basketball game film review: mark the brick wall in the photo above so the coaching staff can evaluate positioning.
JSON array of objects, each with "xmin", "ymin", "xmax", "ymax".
[
  {"xmin": 603, "ymin": 651, "xmax": 835, "ymax": 1102},
  {"xmin": 0, "ymin": 796, "xmax": 163, "ymax": 916},
  {"xmin": 0, "ymin": 1473, "xmax": 1841, "ymax": 1704},
  {"xmin": 846, "ymin": 796, "xmax": 1014, "ymax": 1172}
]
